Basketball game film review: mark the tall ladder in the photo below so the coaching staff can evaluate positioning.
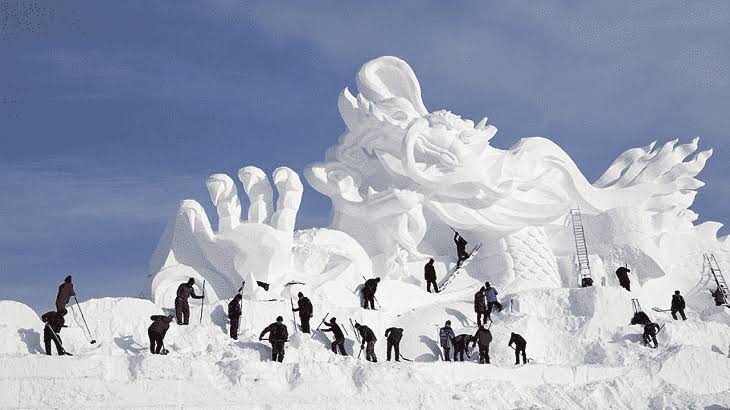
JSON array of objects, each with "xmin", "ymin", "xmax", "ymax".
[
  {"xmin": 704, "ymin": 253, "xmax": 728, "ymax": 305},
  {"xmin": 570, "ymin": 208, "xmax": 593, "ymax": 287}
]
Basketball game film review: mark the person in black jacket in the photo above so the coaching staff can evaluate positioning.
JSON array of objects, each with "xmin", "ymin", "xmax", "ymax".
[
  {"xmin": 474, "ymin": 287, "xmax": 487, "ymax": 325},
  {"xmin": 259, "ymin": 316, "xmax": 289, "ymax": 362},
  {"xmin": 471, "ymin": 324, "xmax": 493, "ymax": 364},
  {"xmin": 321, "ymin": 317, "xmax": 346, "ymax": 355},
  {"xmin": 424, "ymin": 259, "xmax": 439, "ymax": 293},
  {"xmin": 643, "ymin": 322, "xmax": 661, "ymax": 348},
  {"xmin": 385, "ymin": 327, "xmax": 403, "ymax": 362},
  {"xmin": 615, "ymin": 267, "xmax": 631, "ymax": 291},
  {"xmin": 439, "ymin": 320, "xmax": 455, "ymax": 361},
  {"xmin": 451, "ymin": 333, "xmax": 472, "ymax": 362},
  {"xmin": 362, "ymin": 278, "xmax": 381, "ymax": 310},
  {"xmin": 355, "ymin": 323, "xmax": 377, "ymax": 362},
  {"xmin": 508, "ymin": 332, "xmax": 527, "ymax": 365},
  {"xmin": 148, "ymin": 314, "xmax": 174, "ymax": 354},
  {"xmin": 41, "ymin": 310, "xmax": 68, "ymax": 356},
  {"xmin": 670, "ymin": 290, "xmax": 686, "ymax": 320},
  {"xmin": 228, "ymin": 294, "xmax": 243, "ymax": 339},
  {"xmin": 454, "ymin": 231, "xmax": 469, "ymax": 268},
  {"xmin": 175, "ymin": 278, "xmax": 204, "ymax": 325},
  {"xmin": 291, "ymin": 292, "xmax": 313, "ymax": 333},
  {"xmin": 55, "ymin": 275, "xmax": 75, "ymax": 313}
]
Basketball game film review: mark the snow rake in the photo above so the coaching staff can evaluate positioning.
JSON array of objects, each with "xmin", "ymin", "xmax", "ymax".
[
  {"xmin": 311, "ymin": 313, "xmax": 330, "ymax": 339},
  {"xmin": 290, "ymin": 298, "xmax": 299, "ymax": 334},
  {"xmin": 72, "ymin": 296, "xmax": 97, "ymax": 344},
  {"xmin": 199, "ymin": 280, "xmax": 206, "ymax": 324},
  {"xmin": 44, "ymin": 323, "xmax": 73, "ymax": 356}
]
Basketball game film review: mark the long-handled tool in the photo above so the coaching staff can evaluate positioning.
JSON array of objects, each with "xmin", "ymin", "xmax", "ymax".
[
  {"xmin": 290, "ymin": 298, "xmax": 299, "ymax": 334},
  {"xmin": 399, "ymin": 353, "xmax": 412, "ymax": 362},
  {"xmin": 72, "ymin": 296, "xmax": 96, "ymax": 344},
  {"xmin": 509, "ymin": 345, "xmax": 533, "ymax": 363},
  {"xmin": 199, "ymin": 280, "xmax": 206, "ymax": 324},
  {"xmin": 311, "ymin": 313, "xmax": 330, "ymax": 339},
  {"xmin": 45, "ymin": 323, "xmax": 73, "ymax": 356}
]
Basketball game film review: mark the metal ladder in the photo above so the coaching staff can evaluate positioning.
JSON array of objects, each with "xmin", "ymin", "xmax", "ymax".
[
  {"xmin": 631, "ymin": 298, "xmax": 642, "ymax": 313},
  {"xmin": 570, "ymin": 208, "xmax": 593, "ymax": 287},
  {"xmin": 704, "ymin": 253, "xmax": 728, "ymax": 304}
]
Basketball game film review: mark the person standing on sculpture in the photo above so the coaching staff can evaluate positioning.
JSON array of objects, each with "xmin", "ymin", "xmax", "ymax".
[
  {"xmin": 615, "ymin": 267, "xmax": 631, "ymax": 291},
  {"xmin": 175, "ymin": 278, "xmax": 204, "ymax": 325},
  {"xmin": 670, "ymin": 290, "xmax": 686, "ymax": 320},
  {"xmin": 55, "ymin": 275, "xmax": 75, "ymax": 313},
  {"xmin": 424, "ymin": 258, "xmax": 439, "ymax": 293},
  {"xmin": 453, "ymin": 231, "xmax": 469, "ymax": 268}
]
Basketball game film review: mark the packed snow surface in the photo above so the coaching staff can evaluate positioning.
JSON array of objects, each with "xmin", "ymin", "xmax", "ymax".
[{"xmin": 3, "ymin": 56, "xmax": 730, "ymax": 408}]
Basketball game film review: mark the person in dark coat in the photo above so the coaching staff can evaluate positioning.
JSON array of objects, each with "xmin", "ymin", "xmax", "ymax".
[
  {"xmin": 710, "ymin": 288, "xmax": 726, "ymax": 306},
  {"xmin": 148, "ymin": 314, "xmax": 174, "ymax": 354},
  {"xmin": 439, "ymin": 320, "xmax": 455, "ymax": 361},
  {"xmin": 41, "ymin": 310, "xmax": 67, "ymax": 356},
  {"xmin": 424, "ymin": 259, "xmax": 439, "ymax": 293},
  {"xmin": 55, "ymin": 275, "xmax": 75, "ymax": 313},
  {"xmin": 631, "ymin": 311, "xmax": 652, "ymax": 326},
  {"xmin": 259, "ymin": 316, "xmax": 289, "ymax": 362},
  {"xmin": 228, "ymin": 294, "xmax": 243, "ymax": 339},
  {"xmin": 355, "ymin": 323, "xmax": 377, "ymax": 362},
  {"xmin": 474, "ymin": 287, "xmax": 488, "ymax": 325},
  {"xmin": 643, "ymin": 322, "xmax": 660, "ymax": 348},
  {"xmin": 670, "ymin": 290, "xmax": 686, "ymax": 320},
  {"xmin": 508, "ymin": 332, "xmax": 527, "ymax": 365},
  {"xmin": 454, "ymin": 231, "xmax": 469, "ymax": 267},
  {"xmin": 471, "ymin": 324, "xmax": 493, "ymax": 364},
  {"xmin": 175, "ymin": 278, "xmax": 204, "ymax": 325},
  {"xmin": 362, "ymin": 277, "xmax": 381, "ymax": 310},
  {"xmin": 385, "ymin": 327, "xmax": 404, "ymax": 362},
  {"xmin": 321, "ymin": 317, "xmax": 347, "ymax": 355},
  {"xmin": 451, "ymin": 333, "xmax": 472, "ymax": 362},
  {"xmin": 615, "ymin": 267, "xmax": 631, "ymax": 291},
  {"xmin": 291, "ymin": 292, "xmax": 314, "ymax": 333}
]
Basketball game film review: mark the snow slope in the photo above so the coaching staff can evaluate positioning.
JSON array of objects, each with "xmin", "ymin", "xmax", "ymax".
[{"xmin": 2, "ymin": 280, "xmax": 730, "ymax": 408}]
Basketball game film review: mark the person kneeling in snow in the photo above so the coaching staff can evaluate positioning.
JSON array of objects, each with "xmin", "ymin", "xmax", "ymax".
[
  {"xmin": 148, "ymin": 314, "xmax": 174, "ymax": 354},
  {"xmin": 643, "ymin": 322, "xmax": 661, "ymax": 348},
  {"xmin": 355, "ymin": 323, "xmax": 378, "ymax": 362},
  {"xmin": 471, "ymin": 324, "xmax": 492, "ymax": 364},
  {"xmin": 260, "ymin": 316, "xmax": 289, "ymax": 362},
  {"xmin": 41, "ymin": 310, "xmax": 68, "ymax": 356},
  {"xmin": 451, "ymin": 333, "xmax": 473, "ymax": 362}
]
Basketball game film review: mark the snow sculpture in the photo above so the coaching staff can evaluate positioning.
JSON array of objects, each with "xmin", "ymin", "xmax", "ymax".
[
  {"xmin": 306, "ymin": 56, "xmax": 718, "ymax": 291},
  {"xmin": 146, "ymin": 166, "xmax": 372, "ymax": 306}
]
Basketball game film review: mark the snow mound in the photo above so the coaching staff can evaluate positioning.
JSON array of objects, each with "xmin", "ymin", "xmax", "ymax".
[{"xmin": 0, "ymin": 300, "xmax": 41, "ymax": 355}]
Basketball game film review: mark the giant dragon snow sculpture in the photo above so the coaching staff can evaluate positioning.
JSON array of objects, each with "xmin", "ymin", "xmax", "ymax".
[
  {"xmin": 305, "ymin": 56, "xmax": 721, "ymax": 292},
  {"xmin": 147, "ymin": 56, "xmax": 726, "ymax": 306}
]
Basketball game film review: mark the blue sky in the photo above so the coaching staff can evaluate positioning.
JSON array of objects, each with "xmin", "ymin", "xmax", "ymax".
[{"xmin": 1, "ymin": 1, "xmax": 728, "ymax": 311}]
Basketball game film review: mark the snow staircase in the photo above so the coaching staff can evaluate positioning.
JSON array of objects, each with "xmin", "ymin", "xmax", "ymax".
[
  {"xmin": 704, "ymin": 253, "xmax": 728, "ymax": 304},
  {"xmin": 570, "ymin": 208, "xmax": 593, "ymax": 287}
]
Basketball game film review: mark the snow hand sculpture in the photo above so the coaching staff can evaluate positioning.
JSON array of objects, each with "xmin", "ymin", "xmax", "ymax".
[{"xmin": 148, "ymin": 166, "xmax": 303, "ymax": 304}]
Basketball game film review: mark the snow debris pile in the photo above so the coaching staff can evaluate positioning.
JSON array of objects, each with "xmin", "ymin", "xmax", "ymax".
[{"xmin": 2, "ymin": 56, "xmax": 729, "ymax": 408}]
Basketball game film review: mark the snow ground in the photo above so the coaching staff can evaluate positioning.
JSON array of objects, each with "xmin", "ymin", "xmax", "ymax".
[{"xmin": 2, "ymin": 275, "xmax": 730, "ymax": 409}]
